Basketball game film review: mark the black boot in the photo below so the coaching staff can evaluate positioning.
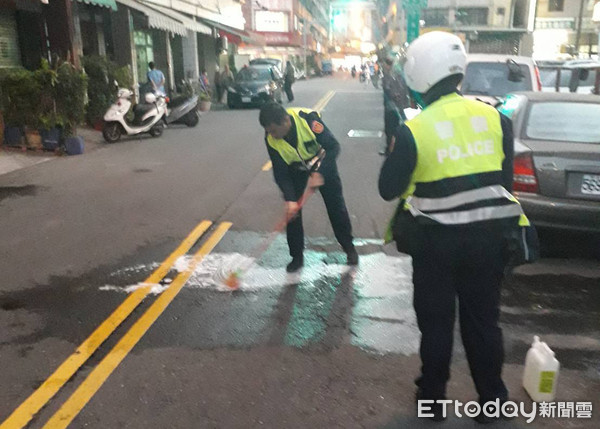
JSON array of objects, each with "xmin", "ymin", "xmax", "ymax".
[
  {"xmin": 286, "ymin": 256, "xmax": 304, "ymax": 273},
  {"xmin": 346, "ymin": 248, "xmax": 359, "ymax": 266}
]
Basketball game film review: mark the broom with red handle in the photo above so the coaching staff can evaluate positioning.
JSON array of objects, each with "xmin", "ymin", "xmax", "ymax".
[
  {"xmin": 223, "ymin": 184, "xmax": 318, "ymax": 290},
  {"xmin": 223, "ymin": 152, "xmax": 325, "ymax": 290}
]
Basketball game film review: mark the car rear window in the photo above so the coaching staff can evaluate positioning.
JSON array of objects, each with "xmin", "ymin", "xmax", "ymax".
[
  {"xmin": 236, "ymin": 67, "xmax": 271, "ymax": 82},
  {"xmin": 525, "ymin": 102, "xmax": 600, "ymax": 143},
  {"xmin": 462, "ymin": 62, "xmax": 533, "ymax": 97}
]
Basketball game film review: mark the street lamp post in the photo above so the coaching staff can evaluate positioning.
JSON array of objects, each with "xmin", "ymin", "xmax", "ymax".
[{"xmin": 303, "ymin": 18, "xmax": 308, "ymax": 78}]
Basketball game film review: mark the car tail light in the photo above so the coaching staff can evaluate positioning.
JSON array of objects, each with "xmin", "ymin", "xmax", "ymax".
[
  {"xmin": 534, "ymin": 66, "xmax": 542, "ymax": 91},
  {"xmin": 117, "ymin": 101, "xmax": 121, "ymax": 106},
  {"xmin": 165, "ymin": 97, "xmax": 170, "ymax": 103},
  {"xmin": 513, "ymin": 152, "xmax": 539, "ymax": 193}
]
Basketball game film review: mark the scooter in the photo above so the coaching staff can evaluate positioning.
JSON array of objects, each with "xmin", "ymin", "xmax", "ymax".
[
  {"xmin": 102, "ymin": 88, "xmax": 168, "ymax": 143},
  {"xmin": 165, "ymin": 94, "xmax": 199, "ymax": 127}
]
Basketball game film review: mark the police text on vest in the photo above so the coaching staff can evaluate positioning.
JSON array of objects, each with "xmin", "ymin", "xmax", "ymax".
[{"xmin": 437, "ymin": 140, "xmax": 495, "ymax": 164}]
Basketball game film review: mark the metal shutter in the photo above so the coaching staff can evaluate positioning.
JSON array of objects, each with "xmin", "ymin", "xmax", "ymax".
[{"xmin": 0, "ymin": 12, "xmax": 21, "ymax": 68}]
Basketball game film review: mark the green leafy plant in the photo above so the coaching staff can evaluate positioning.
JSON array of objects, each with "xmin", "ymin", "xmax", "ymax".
[
  {"xmin": 0, "ymin": 69, "xmax": 42, "ymax": 129},
  {"xmin": 55, "ymin": 63, "xmax": 87, "ymax": 137},
  {"xmin": 82, "ymin": 56, "xmax": 133, "ymax": 125},
  {"xmin": 34, "ymin": 59, "xmax": 60, "ymax": 130},
  {"xmin": 199, "ymin": 90, "xmax": 211, "ymax": 102}
]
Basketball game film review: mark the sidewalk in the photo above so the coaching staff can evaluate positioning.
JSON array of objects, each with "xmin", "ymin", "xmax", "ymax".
[{"xmin": 0, "ymin": 127, "xmax": 104, "ymax": 177}]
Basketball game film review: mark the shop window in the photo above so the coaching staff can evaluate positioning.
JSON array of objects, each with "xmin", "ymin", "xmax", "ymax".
[
  {"xmin": 549, "ymin": 0, "xmax": 564, "ymax": 12},
  {"xmin": 422, "ymin": 9, "xmax": 449, "ymax": 27},
  {"xmin": 456, "ymin": 8, "xmax": 488, "ymax": 26}
]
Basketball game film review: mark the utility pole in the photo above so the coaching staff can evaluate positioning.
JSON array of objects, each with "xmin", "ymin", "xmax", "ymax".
[
  {"xmin": 303, "ymin": 18, "xmax": 308, "ymax": 77},
  {"xmin": 575, "ymin": 0, "xmax": 586, "ymax": 56}
]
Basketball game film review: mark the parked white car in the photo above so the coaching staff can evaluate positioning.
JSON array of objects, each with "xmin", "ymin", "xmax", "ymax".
[
  {"xmin": 460, "ymin": 54, "xmax": 541, "ymax": 105},
  {"xmin": 539, "ymin": 60, "xmax": 600, "ymax": 94}
]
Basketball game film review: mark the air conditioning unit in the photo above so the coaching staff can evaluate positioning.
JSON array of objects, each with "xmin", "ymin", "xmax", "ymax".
[{"xmin": 216, "ymin": 36, "xmax": 228, "ymax": 54}]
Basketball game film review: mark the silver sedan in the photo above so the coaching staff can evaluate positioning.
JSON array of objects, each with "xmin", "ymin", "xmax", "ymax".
[{"xmin": 498, "ymin": 92, "xmax": 600, "ymax": 232}]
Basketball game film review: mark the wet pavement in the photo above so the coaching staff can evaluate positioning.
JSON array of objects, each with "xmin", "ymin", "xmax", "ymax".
[{"xmin": 0, "ymin": 76, "xmax": 599, "ymax": 428}]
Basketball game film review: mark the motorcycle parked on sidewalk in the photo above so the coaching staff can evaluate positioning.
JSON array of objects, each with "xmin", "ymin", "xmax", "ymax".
[
  {"xmin": 102, "ymin": 88, "xmax": 168, "ymax": 143},
  {"xmin": 165, "ymin": 94, "xmax": 199, "ymax": 127}
]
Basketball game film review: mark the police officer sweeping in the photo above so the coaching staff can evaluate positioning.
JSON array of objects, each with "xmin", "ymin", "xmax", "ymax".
[
  {"xmin": 260, "ymin": 103, "xmax": 358, "ymax": 272},
  {"xmin": 379, "ymin": 32, "xmax": 534, "ymax": 423}
]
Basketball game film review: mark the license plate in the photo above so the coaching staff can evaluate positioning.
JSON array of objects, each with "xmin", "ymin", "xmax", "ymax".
[
  {"xmin": 241, "ymin": 97, "xmax": 251, "ymax": 103},
  {"xmin": 581, "ymin": 174, "xmax": 600, "ymax": 195}
]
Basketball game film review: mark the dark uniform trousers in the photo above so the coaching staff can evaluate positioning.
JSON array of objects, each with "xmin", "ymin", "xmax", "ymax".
[
  {"xmin": 410, "ymin": 223, "xmax": 509, "ymax": 402},
  {"xmin": 384, "ymin": 109, "xmax": 406, "ymax": 154},
  {"xmin": 286, "ymin": 163, "xmax": 354, "ymax": 257}
]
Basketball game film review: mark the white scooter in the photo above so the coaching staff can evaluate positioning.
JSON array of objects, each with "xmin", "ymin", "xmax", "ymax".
[{"xmin": 102, "ymin": 88, "xmax": 168, "ymax": 143}]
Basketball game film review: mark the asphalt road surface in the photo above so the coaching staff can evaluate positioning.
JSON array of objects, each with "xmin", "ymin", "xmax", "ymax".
[{"xmin": 1, "ymin": 74, "xmax": 599, "ymax": 428}]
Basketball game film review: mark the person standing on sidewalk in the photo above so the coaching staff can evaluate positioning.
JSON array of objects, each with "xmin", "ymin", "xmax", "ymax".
[
  {"xmin": 147, "ymin": 62, "xmax": 166, "ymax": 95},
  {"xmin": 381, "ymin": 56, "xmax": 410, "ymax": 156},
  {"xmin": 220, "ymin": 65, "xmax": 234, "ymax": 104},
  {"xmin": 284, "ymin": 61, "xmax": 295, "ymax": 102},
  {"xmin": 259, "ymin": 102, "xmax": 358, "ymax": 272},
  {"xmin": 379, "ymin": 32, "xmax": 534, "ymax": 423}
]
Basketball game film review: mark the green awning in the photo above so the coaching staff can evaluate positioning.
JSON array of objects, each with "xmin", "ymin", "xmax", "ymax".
[{"xmin": 76, "ymin": 0, "xmax": 118, "ymax": 11}]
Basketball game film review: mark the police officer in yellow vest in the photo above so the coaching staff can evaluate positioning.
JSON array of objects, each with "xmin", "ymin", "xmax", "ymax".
[
  {"xmin": 259, "ymin": 103, "xmax": 358, "ymax": 272},
  {"xmin": 379, "ymin": 32, "xmax": 533, "ymax": 422}
]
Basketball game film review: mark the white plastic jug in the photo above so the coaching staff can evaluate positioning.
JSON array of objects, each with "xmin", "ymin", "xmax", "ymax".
[{"xmin": 523, "ymin": 336, "xmax": 560, "ymax": 402}]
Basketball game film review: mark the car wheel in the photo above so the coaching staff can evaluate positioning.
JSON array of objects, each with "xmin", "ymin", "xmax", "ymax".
[{"xmin": 102, "ymin": 122, "xmax": 121, "ymax": 143}]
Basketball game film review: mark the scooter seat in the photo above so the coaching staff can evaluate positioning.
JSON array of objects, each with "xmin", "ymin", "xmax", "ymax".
[
  {"xmin": 133, "ymin": 103, "xmax": 156, "ymax": 116},
  {"xmin": 168, "ymin": 96, "xmax": 188, "ymax": 108}
]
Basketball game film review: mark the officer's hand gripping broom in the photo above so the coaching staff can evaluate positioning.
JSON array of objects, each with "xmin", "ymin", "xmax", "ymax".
[{"xmin": 222, "ymin": 151, "xmax": 325, "ymax": 290}]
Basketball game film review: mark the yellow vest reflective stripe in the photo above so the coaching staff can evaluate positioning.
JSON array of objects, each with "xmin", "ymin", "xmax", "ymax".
[
  {"xmin": 267, "ymin": 108, "xmax": 321, "ymax": 165},
  {"xmin": 384, "ymin": 94, "xmax": 529, "ymax": 243}
]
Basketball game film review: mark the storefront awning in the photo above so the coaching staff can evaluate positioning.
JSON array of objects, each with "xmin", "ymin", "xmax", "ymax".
[
  {"xmin": 200, "ymin": 18, "xmax": 265, "ymax": 46},
  {"xmin": 144, "ymin": 4, "xmax": 212, "ymax": 36},
  {"xmin": 77, "ymin": 0, "xmax": 118, "ymax": 11},
  {"xmin": 116, "ymin": 0, "xmax": 187, "ymax": 36}
]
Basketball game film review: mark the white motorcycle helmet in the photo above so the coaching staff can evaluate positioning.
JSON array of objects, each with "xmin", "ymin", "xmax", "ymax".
[
  {"xmin": 404, "ymin": 31, "xmax": 467, "ymax": 94},
  {"xmin": 144, "ymin": 92, "xmax": 157, "ymax": 104}
]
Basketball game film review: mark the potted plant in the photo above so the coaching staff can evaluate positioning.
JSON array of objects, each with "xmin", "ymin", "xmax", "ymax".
[
  {"xmin": 39, "ymin": 113, "xmax": 64, "ymax": 151},
  {"xmin": 0, "ymin": 69, "xmax": 40, "ymax": 147},
  {"xmin": 199, "ymin": 90, "xmax": 211, "ymax": 112},
  {"xmin": 55, "ymin": 62, "xmax": 87, "ymax": 155},
  {"xmin": 33, "ymin": 60, "xmax": 63, "ymax": 151}
]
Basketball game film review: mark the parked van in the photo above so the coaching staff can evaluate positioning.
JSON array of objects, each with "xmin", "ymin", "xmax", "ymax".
[{"xmin": 461, "ymin": 54, "xmax": 541, "ymax": 105}]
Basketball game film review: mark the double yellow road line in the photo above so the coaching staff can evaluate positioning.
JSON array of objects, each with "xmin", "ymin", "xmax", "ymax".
[
  {"xmin": 313, "ymin": 90, "xmax": 335, "ymax": 112},
  {"xmin": 1, "ymin": 221, "xmax": 231, "ymax": 429}
]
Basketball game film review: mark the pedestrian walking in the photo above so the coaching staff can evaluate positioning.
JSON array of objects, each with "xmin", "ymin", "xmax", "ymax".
[
  {"xmin": 220, "ymin": 65, "xmax": 234, "ymax": 104},
  {"xmin": 379, "ymin": 32, "xmax": 536, "ymax": 423},
  {"xmin": 284, "ymin": 60, "xmax": 295, "ymax": 102},
  {"xmin": 381, "ymin": 56, "xmax": 410, "ymax": 156},
  {"xmin": 259, "ymin": 102, "xmax": 358, "ymax": 272},
  {"xmin": 214, "ymin": 65, "xmax": 223, "ymax": 103}
]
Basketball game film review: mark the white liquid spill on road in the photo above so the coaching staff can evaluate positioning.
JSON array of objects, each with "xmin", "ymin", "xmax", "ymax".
[
  {"xmin": 99, "ymin": 282, "xmax": 168, "ymax": 294},
  {"xmin": 99, "ymin": 244, "xmax": 419, "ymax": 355}
]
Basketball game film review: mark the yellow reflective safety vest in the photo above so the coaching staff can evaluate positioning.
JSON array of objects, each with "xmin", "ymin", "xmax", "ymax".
[
  {"xmin": 385, "ymin": 93, "xmax": 529, "ymax": 243},
  {"xmin": 266, "ymin": 108, "xmax": 322, "ymax": 165}
]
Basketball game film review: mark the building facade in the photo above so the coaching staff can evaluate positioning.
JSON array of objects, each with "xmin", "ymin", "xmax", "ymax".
[
  {"xmin": 534, "ymin": 0, "xmax": 599, "ymax": 59},
  {"xmin": 239, "ymin": 0, "xmax": 330, "ymax": 72},
  {"xmin": 383, "ymin": 0, "xmax": 537, "ymax": 55}
]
